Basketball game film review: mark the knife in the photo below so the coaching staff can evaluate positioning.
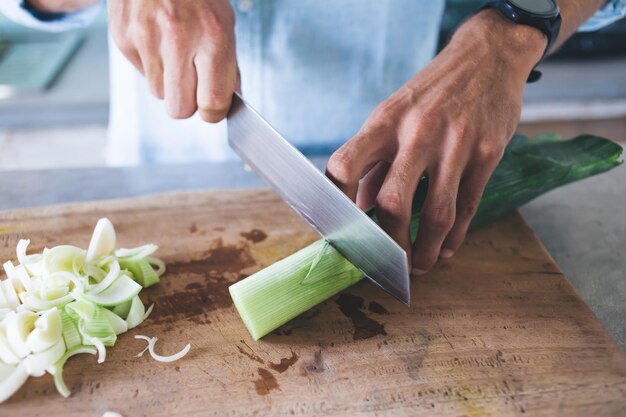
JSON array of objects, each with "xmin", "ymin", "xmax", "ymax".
[{"xmin": 227, "ymin": 93, "xmax": 410, "ymax": 305}]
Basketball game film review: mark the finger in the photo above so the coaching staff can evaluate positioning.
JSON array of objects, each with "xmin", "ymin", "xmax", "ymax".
[
  {"xmin": 131, "ymin": 20, "xmax": 163, "ymax": 97},
  {"xmin": 326, "ymin": 126, "xmax": 394, "ymax": 201},
  {"xmin": 137, "ymin": 50, "xmax": 164, "ymax": 99},
  {"xmin": 440, "ymin": 164, "xmax": 492, "ymax": 257},
  {"xmin": 109, "ymin": 2, "xmax": 143, "ymax": 74},
  {"xmin": 356, "ymin": 161, "xmax": 389, "ymax": 210},
  {"xmin": 195, "ymin": 47, "xmax": 238, "ymax": 123},
  {"xmin": 120, "ymin": 47, "xmax": 144, "ymax": 75},
  {"xmin": 375, "ymin": 153, "xmax": 426, "ymax": 260},
  {"xmin": 411, "ymin": 161, "xmax": 462, "ymax": 274},
  {"xmin": 162, "ymin": 42, "xmax": 198, "ymax": 119}
]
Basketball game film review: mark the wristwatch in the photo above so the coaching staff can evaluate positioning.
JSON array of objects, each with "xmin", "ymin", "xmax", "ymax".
[{"xmin": 482, "ymin": 0, "xmax": 562, "ymax": 83}]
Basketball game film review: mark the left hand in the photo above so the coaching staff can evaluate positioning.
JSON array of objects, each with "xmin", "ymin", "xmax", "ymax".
[{"xmin": 326, "ymin": 9, "xmax": 546, "ymax": 275}]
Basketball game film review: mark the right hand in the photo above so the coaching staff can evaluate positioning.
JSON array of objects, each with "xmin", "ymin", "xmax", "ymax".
[{"xmin": 108, "ymin": 0, "xmax": 240, "ymax": 122}]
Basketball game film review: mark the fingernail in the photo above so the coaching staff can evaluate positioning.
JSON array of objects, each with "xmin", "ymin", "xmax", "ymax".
[
  {"xmin": 411, "ymin": 268, "xmax": 428, "ymax": 276},
  {"xmin": 440, "ymin": 249, "xmax": 455, "ymax": 259}
]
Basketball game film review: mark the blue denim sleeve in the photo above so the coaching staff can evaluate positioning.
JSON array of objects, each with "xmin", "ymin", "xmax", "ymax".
[
  {"xmin": 0, "ymin": 0, "xmax": 103, "ymax": 32},
  {"xmin": 580, "ymin": 0, "xmax": 626, "ymax": 32}
]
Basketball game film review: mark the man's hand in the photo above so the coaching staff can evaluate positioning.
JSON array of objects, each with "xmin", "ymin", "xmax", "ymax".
[
  {"xmin": 108, "ymin": 0, "xmax": 239, "ymax": 122},
  {"xmin": 327, "ymin": 9, "xmax": 547, "ymax": 275}
]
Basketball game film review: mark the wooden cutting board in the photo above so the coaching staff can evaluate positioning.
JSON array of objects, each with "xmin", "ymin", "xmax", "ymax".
[{"xmin": 1, "ymin": 189, "xmax": 624, "ymax": 417}]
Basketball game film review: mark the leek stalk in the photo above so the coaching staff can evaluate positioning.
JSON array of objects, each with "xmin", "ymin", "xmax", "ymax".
[{"xmin": 230, "ymin": 134, "xmax": 623, "ymax": 340}]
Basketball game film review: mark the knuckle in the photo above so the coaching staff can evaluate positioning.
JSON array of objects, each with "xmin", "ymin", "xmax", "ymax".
[
  {"xmin": 198, "ymin": 10, "xmax": 234, "ymax": 47},
  {"xmin": 458, "ymin": 197, "xmax": 480, "ymax": 220},
  {"xmin": 115, "ymin": 38, "xmax": 135, "ymax": 58},
  {"xmin": 413, "ymin": 253, "xmax": 438, "ymax": 272},
  {"xmin": 167, "ymin": 100, "xmax": 196, "ymax": 119},
  {"xmin": 375, "ymin": 190, "xmax": 407, "ymax": 221},
  {"xmin": 200, "ymin": 110, "xmax": 226, "ymax": 123},
  {"xmin": 327, "ymin": 149, "xmax": 356, "ymax": 185},
  {"xmin": 413, "ymin": 111, "xmax": 438, "ymax": 131},
  {"xmin": 131, "ymin": 21, "xmax": 154, "ymax": 46},
  {"xmin": 447, "ymin": 125, "xmax": 473, "ymax": 153},
  {"xmin": 477, "ymin": 143, "xmax": 503, "ymax": 164},
  {"xmin": 369, "ymin": 103, "xmax": 396, "ymax": 128},
  {"xmin": 425, "ymin": 200, "xmax": 455, "ymax": 231},
  {"xmin": 198, "ymin": 91, "xmax": 231, "ymax": 114}
]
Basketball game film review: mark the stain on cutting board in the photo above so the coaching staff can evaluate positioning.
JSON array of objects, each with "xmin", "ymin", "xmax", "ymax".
[
  {"xmin": 254, "ymin": 368, "xmax": 280, "ymax": 395},
  {"xmin": 240, "ymin": 229, "xmax": 268, "ymax": 243},
  {"xmin": 268, "ymin": 351, "xmax": 299, "ymax": 373},
  {"xmin": 147, "ymin": 239, "xmax": 255, "ymax": 324},
  {"xmin": 336, "ymin": 293, "xmax": 387, "ymax": 340}
]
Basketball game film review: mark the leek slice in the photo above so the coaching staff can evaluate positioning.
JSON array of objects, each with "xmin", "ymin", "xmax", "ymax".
[
  {"xmin": 22, "ymin": 292, "xmax": 73, "ymax": 312},
  {"xmin": 79, "ymin": 275, "xmax": 141, "ymax": 307},
  {"xmin": 2, "ymin": 260, "xmax": 27, "ymax": 293},
  {"xmin": 16, "ymin": 240, "xmax": 44, "ymax": 276},
  {"xmin": 134, "ymin": 335, "xmax": 190, "ymax": 363},
  {"xmin": 119, "ymin": 258, "xmax": 159, "ymax": 288},
  {"xmin": 25, "ymin": 308, "xmax": 62, "ymax": 353},
  {"xmin": 115, "ymin": 244, "xmax": 158, "ymax": 260},
  {"xmin": 148, "ymin": 256, "xmax": 166, "ymax": 277},
  {"xmin": 86, "ymin": 218, "xmax": 116, "ymax": 262},
  {"xmin": 0, "ymin": 362, "xmax": 28, "ymax": 403},
  {"xmin": 23, "ymin": 338, "xmax": 65, "ymax": 377},
  {"xmin": 90, "ymin": 337, "xmax": 106, "ymax": 363},
  {"xmin": 0, "ymin": 323, "xmax": 20, "ymax": 365},
  {"xmin": 111, "ymin": 299, "xmax": 132, "ymax": 320},
  {"xmin": 43, "ymin": 245, "xmax": 86, "ymax": 276},
  {"xmin": 66, "ymin": 301, "xmax": 116, "ymax": 347},
  {"xmin": 125, "ymin": 295, "xmax": 145, "ymax": 329},
  {"xmin": 1, "ymin": 280, "xmax": 20, "ymax": 310},
  {"xmin": 60, "ymin": 310, "xmax": 81, "ymax": 350},
  {"xmin": 5, "ymin": 311, "xmax": 37, "ymax": 358},
  {"xmin": 87, "ymin": 261, "xmax": 121, "ymax": 295},
  {"xmin": 102, "ymin": 308, "xmax": 128, "ymax": 335},
  {"xmin": 51, "ymin": 346, "xmax": 97, "ymax": 398}
]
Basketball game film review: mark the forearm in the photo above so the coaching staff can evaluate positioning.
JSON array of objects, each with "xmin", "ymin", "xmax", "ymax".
[{"xmin": 25, "ymin": 0, "xmax": 100, "ymax": 13}]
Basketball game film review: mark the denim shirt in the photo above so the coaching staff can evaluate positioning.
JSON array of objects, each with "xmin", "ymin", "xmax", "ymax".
[{"xmin": 1, "ymin": 0, "xmax": 625, "ymax": 164}]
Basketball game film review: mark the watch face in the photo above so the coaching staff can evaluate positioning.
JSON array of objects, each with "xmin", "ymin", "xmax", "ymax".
[{"xmin": 508, "ymin": 0, "xmax": 558, "ymax": 16}]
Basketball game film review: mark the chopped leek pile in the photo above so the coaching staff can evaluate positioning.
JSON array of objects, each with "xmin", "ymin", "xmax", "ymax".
[
  {"xmin": 230, "ymin": 134, "xmax": 624, "ymax": 340},
  {"xmin": 0, "ymin": 218, "xmax": 165, "ymax": 402}
]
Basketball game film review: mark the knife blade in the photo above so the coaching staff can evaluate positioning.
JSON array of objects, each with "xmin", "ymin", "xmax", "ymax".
[{"xmin": 227, "ymin": 93, "xmax": 410, "ymax": 304}]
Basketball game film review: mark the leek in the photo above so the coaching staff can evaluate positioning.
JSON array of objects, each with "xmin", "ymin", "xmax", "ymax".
[
  {"xmin": 0, "ymin": 218, "xmax": 166, "ymax": 402},
  {"xmin": 230, "ymin": 134, "xmax": 624, "ymax": 340}
]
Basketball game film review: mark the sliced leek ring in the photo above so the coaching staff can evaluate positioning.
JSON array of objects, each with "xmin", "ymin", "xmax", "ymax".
[
  {"xmin": 25, "ymin": 308, "xmax": 62, "ymax": 353},
  {"xmin": 5, "ymin": 311, "xmax": 37, "ymax": 358},
  {"xmin": 23, "ymin": 338, "xmax": 65, "ymax": 377},
  {"xmin": 86, "ymin": 218, "xmax": 116, "ymax": 262},
  {"xmin": 79, "ymin": 275, "xmax": 141, "ymax": 307}
]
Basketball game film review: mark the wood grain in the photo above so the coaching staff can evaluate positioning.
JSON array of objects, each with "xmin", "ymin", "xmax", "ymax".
[{"xmin": 0, "ymin": 189, "xmax": 624, "ymax": 417}]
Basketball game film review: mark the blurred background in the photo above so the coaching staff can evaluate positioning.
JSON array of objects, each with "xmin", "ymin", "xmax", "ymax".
[{"xmin": 0, "ymin": 1, "xmax": 625, "ymax": 171}]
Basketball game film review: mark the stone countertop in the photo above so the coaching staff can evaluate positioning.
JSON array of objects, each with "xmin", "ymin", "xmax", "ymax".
[{"xmin": 0, "ymin": 159, "xmax": 624, "ymax": 350}]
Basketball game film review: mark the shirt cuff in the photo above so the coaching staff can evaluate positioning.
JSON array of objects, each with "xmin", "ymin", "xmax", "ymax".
[
  {"xmin": 579, "ymin": 0, "xmax": 626, "ymax": 32},
  {"xmin": 0, "ymin": 0, "xmax": 103, "ymax": 32}
]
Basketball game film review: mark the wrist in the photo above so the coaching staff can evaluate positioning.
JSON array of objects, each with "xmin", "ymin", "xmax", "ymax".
[{"xmin": 449, "ymin": 9, "xmax": 547, "ymax": 82}]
